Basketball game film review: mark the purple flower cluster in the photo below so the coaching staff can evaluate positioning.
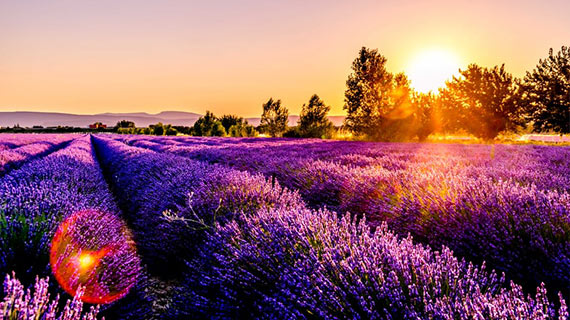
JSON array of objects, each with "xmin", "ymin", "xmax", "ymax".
[
  {"xmin": 0, "ymin": 136, "xmax": 124, "ymax": 298},
  {"xmin": 1, "ymin": 272, "xmax": 101, "ymax": 320},
  {"xmin": 91, "ymin": 136, "xmax": 303, "ymax": 278},
  {"xmin": 191, "ymin": 207, "xmax": 568, "ymax": 319},
  {"xmin": 131, "ymin": 136, "xmax": 570, "ymax": 299},
  {"xmin": 0, "ymin": 135, "xmax": 74, "ymax": 176},
  {"xmin": 1, "ymin": 133, "xmax": 570, "ymax": 319}
]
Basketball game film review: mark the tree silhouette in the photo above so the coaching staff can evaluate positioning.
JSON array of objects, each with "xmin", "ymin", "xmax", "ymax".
[
  {"xmin": 343, "ymin": 47, "xmax": 393, "ymax": 139},
  {"xmin": 439, "ymin": 64, "xmax": 523, "ymax": 139},
  {"xmin": 521, "ymin": 46, "xmax": 570, "ymax": 134},
  {"xmin": 411, "ymin": 92, "xmax": 439, "ymax": 141},
  {"xmin": 298, "ymin": 94, "xmax": 334, "ymax": 138},
  {"xmin": 219, "ymin": 115, "xmax": 243, "ymax": 133},
  {"xmin": 151, "ymin": 122, "xmax": 165, "ymax": 135},
  {"xmin": 115, "ymin": 120, "xmax": 135, "ymax": 128},
  {"xmin": 260, "ymin": 98, "xmax": 289, "ymax": 137},
  {"xmin": 192, "ymin": 111, "xmax": 226, "ymax": 136}
]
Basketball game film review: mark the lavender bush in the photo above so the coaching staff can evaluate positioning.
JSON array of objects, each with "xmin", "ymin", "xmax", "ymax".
[
  {"xmin": 2, "ymin": 133, "xmax": 570, "ymax": 318},
  {"xmin": 0, "ymin": 272, "xmax": 101, "ymax": 320},
  {"xmin": 135, "ymin": 137, "xmax": 570, "ymax": 298}
]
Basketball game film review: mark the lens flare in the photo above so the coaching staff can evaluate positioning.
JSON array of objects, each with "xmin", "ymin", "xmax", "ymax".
[{"xmin": 50, "ymin": 210, "xmax": 141, "ymax": 304}]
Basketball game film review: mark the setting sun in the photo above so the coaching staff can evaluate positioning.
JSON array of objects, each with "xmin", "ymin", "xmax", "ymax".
[{"xmin": 406, "ymin": 49, "xmax": 462, "ymax": 93}]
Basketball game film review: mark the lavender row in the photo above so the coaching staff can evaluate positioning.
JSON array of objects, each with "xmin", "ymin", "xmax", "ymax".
[
  {"xmin": 0, "ymin": 133, "xmax": 74, "ymax": 150},
  {"xmin": 91, "ymin": 136, "xmax": 303, "ymax": 278},
  {"xmin": 126, "ymin": 137, "xmax": 570, "ymax": 299},
  {"xmin": 184, "ymin": 207, "xmax": 568, "ymax": 319},
  {"xmin": 94, "ymin": 136, "xmax": 567, "ymax": 318},
  {"xmin": 128, "ymin": 137, "xmax": 570, "ymax": 193},
  {"xmin": 0, "ymin": 136, "xmax": 143, "ymax": 319},
  {"xmin": 0, "ymin": 135, "xmax": 77, "ymax": 176}
]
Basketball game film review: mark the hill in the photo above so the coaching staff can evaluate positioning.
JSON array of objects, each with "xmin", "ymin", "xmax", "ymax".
[{"xmin": 0, "ymin": 111, "xmax": 346, "ymax": 128}]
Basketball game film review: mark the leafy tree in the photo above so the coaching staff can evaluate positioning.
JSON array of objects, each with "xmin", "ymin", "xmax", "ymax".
[
  {"xmin": 260, "ymin": 98, "xmax": 289, "ymax": 137},
  {"xmin": 165, "ymin": 127, "xmax": 178, "ymax": 136},
  {"xmin": 521, "ymin": 46, "xmax": 570, "ymax": 133},
  {"xmin": 115, "ymin": 120, "xmax": 135, "ymax": 129},
  {"xmin": 151, "ymin": 122, "xmax": 165, "ymax": 135},
  {"xmin": 343, "ymin": 47, "xmax": 394, "ymax": 139},
  {"xmin": 439, "ymin": 64, "xmax": 523, "ymax": 139},
  {"xmin": 228, "ymin": 123, "xmax": 257, "ymax": 137},
  {"xmin": 192, "ymin": 111, "xmax": 226, "ymax": 136},
  {"xmin": 218, "ymin": 114, "xmax": 257, "ymax": 137},
  {"xmin": 173, "ymin": 125, "xmax": 193, "ymax": 135},
  {"xmin": 298, "ymin": 94, "xmax": 334, "ymax": 138},
  {"xmin": 411, "ymin": 92, "xmax": 439, "ymax": 141},
  {"xmin": 219, "ymin": 115, "xmax": 243, "ymax": 133}
]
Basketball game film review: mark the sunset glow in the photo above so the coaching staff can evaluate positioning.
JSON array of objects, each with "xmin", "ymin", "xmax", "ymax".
[
  {"xmin": 406, "ymin": 49, "xmax": 462, "ymax": 93},
  {"xmin": 1, "ymin": 1, "xmax": 568, "ymax": 116}
]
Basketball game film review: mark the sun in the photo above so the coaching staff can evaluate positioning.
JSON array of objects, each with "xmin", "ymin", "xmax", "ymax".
[{"xmin": 406, "ymin": 49, "xmax": 462, "ymax": 93}]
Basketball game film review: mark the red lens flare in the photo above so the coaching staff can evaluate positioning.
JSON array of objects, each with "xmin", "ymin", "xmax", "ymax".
[{"xmin": 50, "ymin": 210, "xmax": 141, "ymax": 304}]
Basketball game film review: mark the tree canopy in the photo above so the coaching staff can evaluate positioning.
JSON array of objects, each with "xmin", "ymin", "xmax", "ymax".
[
  {"xmin": 298, "ymin": 94, "xmax": 334, "ymax": 138},
  {"xmin": 522, "ymin": 46, "xmax": 570, "ymax": 134},
  {"xmin": 260, "ymin": 98, "xmax": 289, "ymax": 137},
  {"xmin": 192, "ymin": 111, "xmax": 226, "ymax": 137},
  {"xmin": 439, "ymin": 64, "xmax": 523, "ymax": 139}
]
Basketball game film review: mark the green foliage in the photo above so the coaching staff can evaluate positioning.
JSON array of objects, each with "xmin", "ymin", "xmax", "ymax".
[
  {"xmin": 192, "ymin": 111, "xmax": 226, "ymax": 136},
  {"xmin": 298, "ymin": 94, "xmax": 334, "ymax": 138},
  {"xmin": 260, "ymin": 98, "xmax": 289, "ymax": 137},
  {"xmin": 228, "ymin": 123, "xmax": 257, "ymax": 137},
  {"xmin": 115, "ymin": 120, "xmax": 136, "ymax": 128},
  {"xmin": 152, "ymin": 122, "xmax": 165, "ymax": 135},
  {"xmin": 521, "ymin": 46, "xmax": 570, "ymax": 134},
  {"xmin": 219, "ymin": 115, "xmax": 243, "ymax": 133},
  {"xmin": 343, "ymin": 48, "xmax": 423, "ymax": 141},
  {"xmin": 282, "ymin": 126, "xmax": 302, "ymax": 138},
  {"xmin": 343, "ymin": 47, "xmax": 393, "ymax": 139},
  {"xmin": 219, "ymin": 114, "xmax": 257, "ymax": 137},
  {"xmin": 411, "ymin": 92, "xmax": 439, "ymax": 141},
  {"xmin": 165, "ymin": 127, "xmax": 178, "ymax": 136},
  {"xmin": 0, "ymin": 211, "xmax": 56, "ymax": 284},
  {"xmin": 439, "ymin": 64, "xmax": 523, "ymax": 140}
]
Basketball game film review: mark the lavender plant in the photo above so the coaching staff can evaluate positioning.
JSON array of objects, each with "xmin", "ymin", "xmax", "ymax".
[
  {"xmin": 135, "ymin": 136, "xmax": 570, "ymax": 298},
  {"xmin": 0, "ymin": 272, "xmax": 101, "ymax": 320}
]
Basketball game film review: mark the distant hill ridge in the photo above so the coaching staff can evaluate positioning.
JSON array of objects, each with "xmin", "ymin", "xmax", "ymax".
[{"xmin": 0, "ymin": 111, "xmax": 345, "ymax": 128}]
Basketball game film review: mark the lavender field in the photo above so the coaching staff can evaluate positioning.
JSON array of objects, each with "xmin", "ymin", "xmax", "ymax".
[{"xmin": 1, "ymin": 133, "xmax": 570, "ymax": 319}]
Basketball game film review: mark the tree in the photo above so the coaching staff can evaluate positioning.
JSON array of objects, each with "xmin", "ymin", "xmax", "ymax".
[
  {"xmin": 115, "ymin": 120, "xmax": 135, "ymax": 129},
  {"xmin": 219, "ymin": 115, "xmax": 243, "ymax": 133},
  {"xmin": 439, "ymin": 64, "xmax": 523, "ymax": 139},
  {"xmin": 521, "ymin": 46, "xmax": 570, "ymax": 134},
  {"xmin": 343, "ymin": 47, "xmax": 394, "ymax": 139},
  {"xmin": 228, "ymin": 123, "xmax": 257, "ymax": 137},
  {"xmin": 218, "ymin": 114, "xmax": 257, "ymax": 137},
  {"xmin": 411, "ymin": 92, "xmax": 439, "ymax": 141},
  {"xmin": 165, "ymin": 126, "xmax": 178, "ymax": 136},
  {"xmin": 298, "ymin": 94, "xmax": 334, "ymax": 138},
  {"xmin": 192, "ymin": 111, "xmax": 226, "ymax": 137},
  {"xmin": 260, "ymin": 98, "xmax": 289, "ymax": 137},
  {"xmin": 150, "ymin": 122, "xmax": 165, "ymax": 135}
]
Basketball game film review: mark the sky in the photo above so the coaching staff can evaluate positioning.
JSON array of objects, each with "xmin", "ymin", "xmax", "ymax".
[{"xmin": 0, "ymin": 0, "xmax": 568, "ymax": 117}]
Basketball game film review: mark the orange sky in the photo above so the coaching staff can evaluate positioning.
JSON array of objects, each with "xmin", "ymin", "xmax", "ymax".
[{"xmin": 0, "ymin": 0, "xmax": 568, "ymax": 117}]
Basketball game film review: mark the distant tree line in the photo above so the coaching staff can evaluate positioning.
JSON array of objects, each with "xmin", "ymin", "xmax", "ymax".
[
  {"xmin": 3, "ymin": 46, "xmax": 566, "ymax": 140},
  {"xmin": 114, "ymin": 112, "xmax": 258, "ymax": 137},
  {"xmin": 343, "ymin": 46, "xmax": 569, "ymax": 141}
]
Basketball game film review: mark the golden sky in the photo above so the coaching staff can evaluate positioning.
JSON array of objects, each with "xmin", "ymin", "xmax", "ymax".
[{"xmin": 0, "ymin": 0, "xmax": 568, "ymax": 117}]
